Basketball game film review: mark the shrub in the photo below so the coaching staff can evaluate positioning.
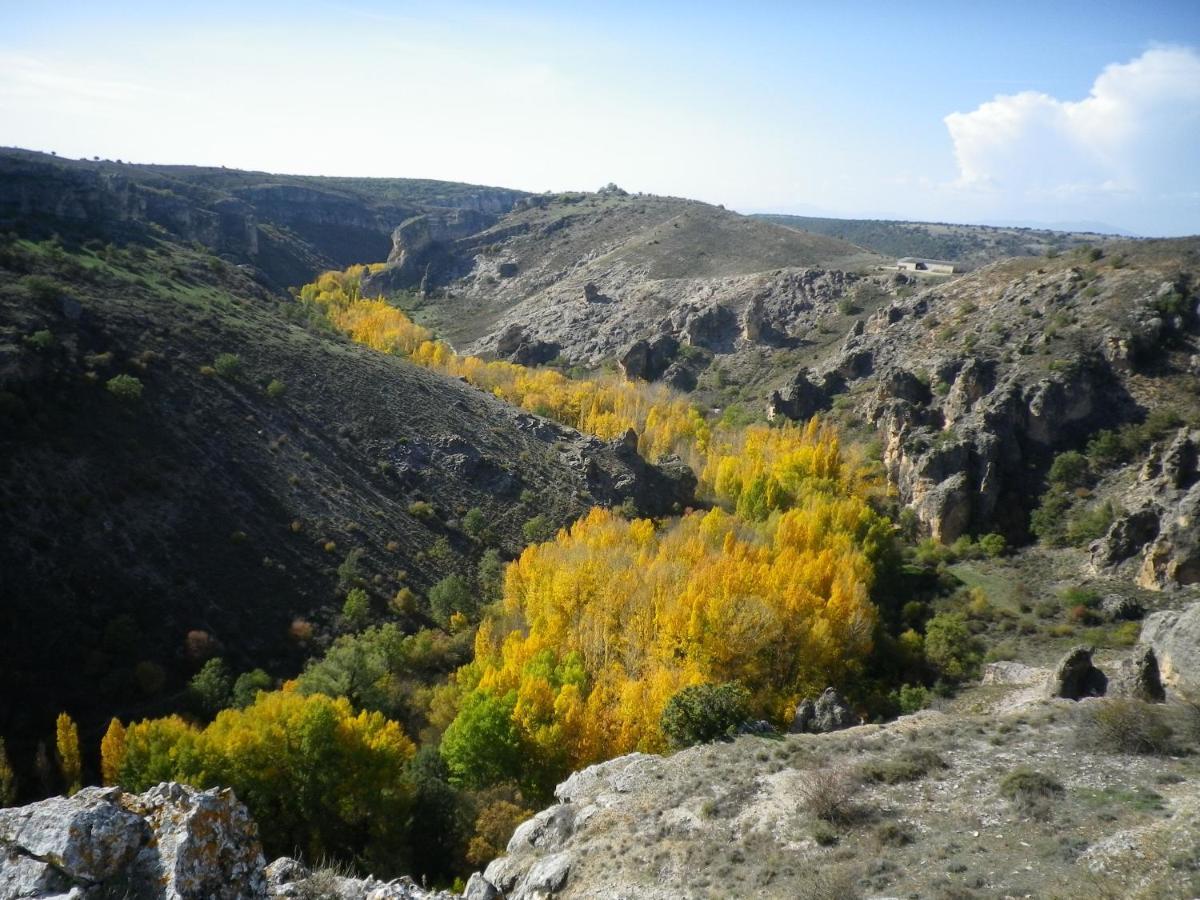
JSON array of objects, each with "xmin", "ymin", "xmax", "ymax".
[
  {"xmin": 105, "ymin": 373, "xmax": 144, "ymax": 402},
  {"xmin": 466, "ymin": 799, "xmax": 531, "ymax": 867},
  {"xmin": 660, "ymin": 682, "xmax": 752, "ymax": 748},
  {"xmin": 23, "ymin": 329, "xmax": 54, "ymax": 351},
  {"xmin": 999, "ymin": 768, "xmax": 1063, "ymax": 819},
  {"xmin": 875, "ymin": 821, "xmax": 915, "ymax": 847},
  {"xmin": 1081, "ymin": 699, "xmax": 1175, "ymax": 755},
  {"xmin": 976, "ymin": 532, "xmax": 1007, "ymax": 557},
  {"xmin": 896, "ymin": 683, "xmax": 930, "ymax": 715},
  {"xmin": 799, "ymin": 768, "xmax": 860, "ymax": 825},
  {"xmin": 408, "ymin": 500, "xmax": 435, "ymax": 520},
  {"xmin": 1066, "ymin": 500, "xmax": 1120, "ymax": 546},
  {"xmin": 213, "ymin": 353, "xmax": 243, "ymax": 378},
  {"xmin": 1048, "ymin": 451, "xmax": 1090, "ymax": 488},
  {"xmin": 858, "ymin": 748, "xmax": 946, "ymax": 784},
  {"xmin": 265, "ymin": 378, "xmax": 286, "ymax": 398}
]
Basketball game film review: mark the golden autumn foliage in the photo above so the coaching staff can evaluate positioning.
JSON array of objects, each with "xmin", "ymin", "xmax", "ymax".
[
  {"xmin": 451, "ymin": 503, "xmax": 880, "ymax": 780},
  {"xmin": 300, "ymin": 265, "xmax": 893, "ymax": 791},
  {"xmin": 298, "ymin": 265, "xmax": 708, "ymax": 461},
  {"xmin": 55, "ymin": 712, "xmax": 81, "ymax": 796},
  {"xmin": 99, "ymin": 718, "xmax": 126, "ymax": 786},
  {"xmin": 115, "ymin": 689, "xmax": 416, "ymax": 867}
]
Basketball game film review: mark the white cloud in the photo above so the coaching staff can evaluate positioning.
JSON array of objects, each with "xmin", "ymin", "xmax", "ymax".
[{"xmin": 945, "ymin": 46, "xmax": 1200, "ymax": 200}]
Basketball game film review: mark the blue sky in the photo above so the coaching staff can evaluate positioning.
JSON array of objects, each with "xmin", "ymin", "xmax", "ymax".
[{"xmin": 1, "ymin": 1, "xmax": 1198, "ymax": 234}]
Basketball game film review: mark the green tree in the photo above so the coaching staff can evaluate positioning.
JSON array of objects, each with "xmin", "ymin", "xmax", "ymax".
[
  {"xmin": 190, "ymin": 658, "xmax": 233, "ymax": 715},
  {"xmin": 232, "ymin": 669, "xmax": 273, "ymax": 708},
  {"xmin": 429, "ymin": 574, "xmax": 476, "ymax": 624},
  {"xmin": 342, "ymin": 587, "xmax": 371, "ymax": 629},
  {"xmin": 440, "ymin": 690, "xmax": 523, "ymax": 789},
  {"xmin": 462, "ymin": 507, "xmax": 487, "ymax": 541},
  {"xmin": 477, "ymin": 549, "xmax": 505, "ymax": 605},
  {"xmin": 1047, "ymin": 451, "xmax": 1089, "ymax": 489},
  {"xmin": 522, "ymin": 515, "xmax": 554, "ymax": 544},
  {"xmin": 924, "ymin": 612, "xmax": 980, "ymax": 682},
  {"xmin": 659, "ymin": 682, "xmax": 752, "ymax": 748}
]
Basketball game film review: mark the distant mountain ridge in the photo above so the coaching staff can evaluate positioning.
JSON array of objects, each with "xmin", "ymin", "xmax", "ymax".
[
  {"xmin": 0, "ymin": 147, "xmax": 528, "ymax": 287},
  {"xmin": 754, "ymin": 213, "xmax": 1130, "ymax": 269}
]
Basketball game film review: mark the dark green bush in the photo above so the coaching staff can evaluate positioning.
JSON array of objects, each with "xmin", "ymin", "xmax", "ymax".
[
  {"xmin": 429, "ymin": 574, "xmax": 476, "ymax": 625},
  {"xmin": 213, "ymin": 352, "xmax": 243, "ymax": 378},
  {"xmin": 660, "ymin": 681, "xmax": 752, "ymax": 748}
]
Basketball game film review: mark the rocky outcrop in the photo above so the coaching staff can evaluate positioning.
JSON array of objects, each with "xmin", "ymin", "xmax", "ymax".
[
  {"xmin": 766, "ymin": 369, "xmax": 829, "ymax": 422},
  {"xmin": 681, "ymin": 303, "xmax": 738, "ymax": 351},
  {"xmin": 0, "ymin": 784, "xmax": 458, "ymax": 900},
  {"xmin": 0, "ymin": 782, "xmax": 267, "ymax": 900},
  {"xmin": 1108, "ymin": 647, "xmax": 1166, "ymax": 703},
  {"xmin": 1045, "ymin": 646, "xmax": 1108, "ymax": 700},
  {"xmin": 1092, "ymin": 429, "xmax": 1200, "ymax": 590},
  {"xmin": 617, "ymin": 335, "xmax": 678, "ymax": 382},
  {"xmin": 789, "ymin": 687, "xmax": 857, "ymax": 733},
  {"xmin": 366, "ymin": 209, "xmax": 496, "ymax": 294},
  {"xmin": 1141, "ymin": 603, "xmax": 1200, "ymax": 698}
]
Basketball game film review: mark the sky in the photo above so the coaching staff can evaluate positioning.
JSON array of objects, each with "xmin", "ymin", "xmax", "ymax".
[{"xmin": 1, "ymin": 1, "xmax": 1199, "ymax": 235}]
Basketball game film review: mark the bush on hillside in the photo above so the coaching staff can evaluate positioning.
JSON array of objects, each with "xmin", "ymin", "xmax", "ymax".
[{"xmin": 660, "ymin": 681, "xmax": 752, "ymax": 748}]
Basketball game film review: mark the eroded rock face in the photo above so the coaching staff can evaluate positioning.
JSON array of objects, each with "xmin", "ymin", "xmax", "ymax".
[
  {"xmin": 1141, "ymin": 603, "xmax": 1200, "ymax": 698},
  {"xmin": 0, "ymin": 782, "xmax": 265, "ymax": 900},
  {"xmin": 1045, "ymin": 646, "xmax": 1108, "ymax": 700},
  {"xmin": 1108, "ymin": 647, "xmax": 1166, "ymax": 703},
  {"xmin": 618, "ymin": 335, "xmax": 678, "ymax": 382},
  {"xmin": 1092, "ymin": 429, "xmax": 1200, "ymax": 591},
  {"xmin": 766, "ymin": 369, "xmax": 829, "ymax": 422}
]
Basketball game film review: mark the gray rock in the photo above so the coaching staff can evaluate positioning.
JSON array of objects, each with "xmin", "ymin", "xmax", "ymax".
[
  {"xmin": 766, "ymin": 369, "xmax": 829, "ymax": 422},
  {"xmin": 0, "ymin": 782, "xmax": 267, "ymax": 900},
  {"xmin": 1141, "ymin": 603, "xmax": 1200, "ymax": 698},
  {"xmin": 1045, "ymin": 646, "xmax": 1108, "ymax": 700},
  {"xmin": 462, "ymin": 872, "xmax": 500, "ymax": 900},
  {"xmin": 1091, "ymin": 507, "xmax": 1161, "ymax": 568},
  {"xmin": 790, "ymin": 687, "xmax": 857, "ymax": 734},
  {"xmin": 981, "ymin": 661, "xmax": 1046, "ymax": 686},
  {"xmin": 506, "ymin": 804, "xmax": 576, "ymax": 854},
  {"xmin": 522, "ymin": 851, "xmax": 571, "ymax": 895},
  {"xmin": 1108, "ymin": 647, "xmax": 1166, "ymax": 703},
  {"xmin": 0, "ymin": 786, "xmax": 146, "ymax": 884},
  {"xmin": 265, "ymin": 857, "xmax": 309, "ymax": 887}
]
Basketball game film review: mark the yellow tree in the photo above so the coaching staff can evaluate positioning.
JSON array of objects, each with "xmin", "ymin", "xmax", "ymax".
[
  {"xmin": 100, "ymin": 718, "xmax": 127, "ymax": 786},
  {"xmin": 55, "ymin": 712, "xmax": 82, "ymax": 795},
  {"xmin": 0, "ymin": 738, "xmax": 16, "ymax": 806}
]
